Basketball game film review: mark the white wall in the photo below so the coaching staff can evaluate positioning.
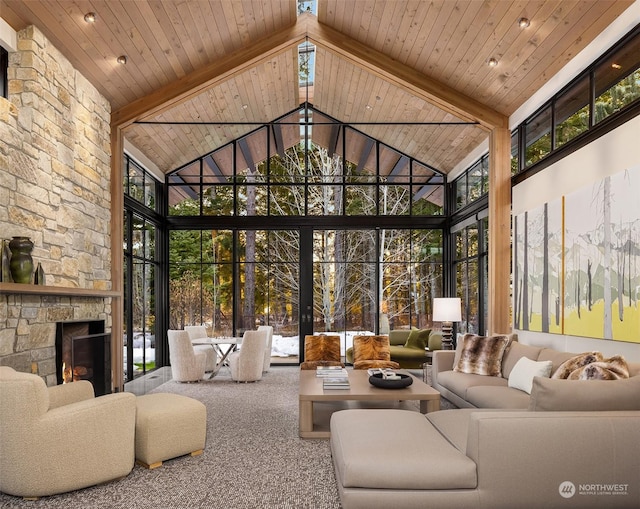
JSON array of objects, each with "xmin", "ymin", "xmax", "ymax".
[{"xmin": 512, "ymin": 115, "xmax": 640, "ymax": 362}]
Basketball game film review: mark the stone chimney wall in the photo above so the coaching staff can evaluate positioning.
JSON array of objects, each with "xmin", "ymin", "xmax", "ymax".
[{"xmin": 0, "ymin": 26, "xmax": 112, "ymax": 385}]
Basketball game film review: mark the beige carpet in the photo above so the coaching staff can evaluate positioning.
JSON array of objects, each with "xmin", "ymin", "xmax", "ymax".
[{"xmin": 0, "ymin": 366, "xmax": 452, "ymax": 509}]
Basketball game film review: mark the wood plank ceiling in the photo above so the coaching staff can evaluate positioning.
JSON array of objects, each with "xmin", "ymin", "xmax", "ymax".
[{"xmin": 1, "ymin": 0, "xmax": 633, "ymax": 176}]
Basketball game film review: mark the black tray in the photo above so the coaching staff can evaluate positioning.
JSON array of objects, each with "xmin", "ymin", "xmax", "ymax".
[{"xmin": 368, "ymin": 372, "xmax": 413, "ymax": 389}]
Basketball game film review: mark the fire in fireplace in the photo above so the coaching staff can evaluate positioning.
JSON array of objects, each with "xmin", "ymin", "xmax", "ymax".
[{"xmin": 55, "ymin": 320, "xmax": 111, "ymax": 396}]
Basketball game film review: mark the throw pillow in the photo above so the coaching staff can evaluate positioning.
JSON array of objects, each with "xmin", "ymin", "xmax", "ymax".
[
  {"xmin": 404, "ymin": 329, "xmax": 430, "ymax": 350},
  {"xmin": 551, "ymin": 352, "xmax": 603, "ymax": 379},
  {"xmin": 566, "ymin": 355, "xmax": 630, "ymax": 380},
  {"xmin": 453, "ymin": 333, "xmax": 511, "ymax": 377},
  {"xmin": 529, "ymin": 375, "xmax": 640, "ymax": 411},
  {"xmin": 507, "ymin": 357, "xmax": 553, "ymax": 394}
]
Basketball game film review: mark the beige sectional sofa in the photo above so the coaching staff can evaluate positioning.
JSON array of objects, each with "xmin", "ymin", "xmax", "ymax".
[
  {"xmin": 330, "ymin": 339, "xmax": 640, "ymax": 508},
  {"xmin": 432, "ymin": 340, "xmax": 640, "ymax": 408}
]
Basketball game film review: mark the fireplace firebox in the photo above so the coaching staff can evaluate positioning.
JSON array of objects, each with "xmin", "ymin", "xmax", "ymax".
[{"xmin": 55, "ymin": 320, "xmax": 111, "ymax": 396}]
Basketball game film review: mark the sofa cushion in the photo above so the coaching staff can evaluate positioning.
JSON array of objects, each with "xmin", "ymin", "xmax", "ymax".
[
  {"xmin": 465, "ymin": 385, "xmax": 532, "ymax": 409},
  {"xmin": 437, "ymin": 370, "xmax": 508, "ymax": 400},
  {"xmin": 536, "ymin": 349, "xmax": 577, "ymax": 374},
  {"xmin": 389, "ymin": 345, "xmax": 428, "ymax": 361},
  {"xmin": 428, "ymin": 331, "xmax": 442, "ymax": 351},
  {"xmin": 501, "ymin": 341, "xmax": 543, "ymax": 379},
  {"xmin": 566, "ymin": 355, "xmax": 630, "ymax": 380},
  {"xmin": 330, "ymin": 409, "xmax": 477, "ymax": 490},
  {"xmin": 454, "ymin": 334, "xmax": 510, "ymax": 377},
  {"xmin": 507, "ymin": 357, "xmax": 552, "ymax": 394},
  {"xmin": 551, "ymin": 351, "xmax": 603, "ymax": 379},
  {"xmin": 427, "ymin": 408, "xmax": 479, "ymax": 453},
  {"xmin": 404, "ymin": 329, "xmax": 430, "ymax": 350},
  {"xmin": 529, "ymin": 375, "xmax": 640, "ymax": 411},
  {"xmin": 388, "ymin": 330, "xmax": 411, "ymax": 346}
]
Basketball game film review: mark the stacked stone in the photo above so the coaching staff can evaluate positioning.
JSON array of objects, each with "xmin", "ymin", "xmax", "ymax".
[{"xmin": 0, "ymin": 26, "xmax": 112, "ymax": 383}]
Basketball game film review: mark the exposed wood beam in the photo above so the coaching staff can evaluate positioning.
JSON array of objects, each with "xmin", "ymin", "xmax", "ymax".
[
  {"xmin": 414, "ymin": 174, "xmax": 444, "ymax": 201},
  {"xmin": 356, "ymin": 137, "xmax": 375, "ymax": 173},
  {"xmin": 238, "ymin": 138, "xmax": 256, "ymax": 174},
  {"xmin": 112, "ymin": 21, "xmax": 307, "ymax": 128},
  {"xmin": 387, "ymin": 155, "xmax": 409, "ymax": 182},
  {"xmin": 203, "ymin": 155, "xmax": 226, "ymax": 183},
  {"xmin": 328, "ymin": 123, "xmax": 340, "ymax": 157},
  {"xmin": 306, "ymin": 15, "xmax": 507, "ymax": 130},
  {"xmin": 113, "ymin": 13, "xmax": 506, "ymax": 134},
  {"xmin": 272, "ymin": 124, "xmax": 286, "ymax": 159}
]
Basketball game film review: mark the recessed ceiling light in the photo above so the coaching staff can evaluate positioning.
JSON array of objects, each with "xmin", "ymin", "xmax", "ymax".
[
  {"xmin": 84, "ymin": 12, "xmax": 97, "ymax": 23},
  {"xmin": 488, "ymin": 58, "xmax": 498, "ymax": 67},
  {"xmin": 518, "ymin": 17, "xmax": 530, "ymax": 29},
  {"xmin": 116, "ymin": 55, "xmax": 127, "ymax": 65},
  {"xmin": 242, "ymin": 104, "xmax": 248, "ymax": 110},
  {"xmin": 611, "ymin": 63, "xmax": 622, "ymax": 70},
  {"xmin": 365, "ymin": 104, "xmax": 372, "ymax": 110}
]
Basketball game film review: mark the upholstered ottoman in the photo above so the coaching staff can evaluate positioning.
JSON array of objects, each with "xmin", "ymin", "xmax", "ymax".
[{"xmin": 135, "ymin": 393, "xmax": 207, "ymax": 469}]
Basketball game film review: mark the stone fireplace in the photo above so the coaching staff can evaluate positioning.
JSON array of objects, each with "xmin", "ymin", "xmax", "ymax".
[
  {"xmin": 0, "ymin": 25, "xmax": 117, "ymax": 389},
  {"xmin": 56, "ymin": 320, "xmax": 111, "ymax": 396}
]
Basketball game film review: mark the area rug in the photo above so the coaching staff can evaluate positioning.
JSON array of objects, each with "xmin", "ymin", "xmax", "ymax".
[{"xmin": 0, "ymin": 366, "xmax": 452, "ymax": 509}]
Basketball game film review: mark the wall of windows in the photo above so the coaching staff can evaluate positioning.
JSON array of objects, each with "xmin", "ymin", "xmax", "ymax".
[
  {"xmin": 167, "ymin": 106, "xmax": 445, "ymax": 219},
  {"xmin": 123, "ymin": 155, "xmax": 164, "ymax": 381},
  {"xmin": 452, "ymin": 217, "xmax": 488, "ymax": 335},
  {"xmin": 165, "ymin": 106, "xmax": 447, "ymax": 358},
  {"xmin": 168, "ymin": 227, "xmax": 443, "ymax": 357},
  {"xmin": 513, "ymin": 24, "xmax": 640, "ymax": 174}
]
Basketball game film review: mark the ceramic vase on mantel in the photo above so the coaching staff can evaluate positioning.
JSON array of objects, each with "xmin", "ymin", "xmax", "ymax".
[{"xmin": 8, "ymin": 236, "xmax": 34, "ymax": 284}]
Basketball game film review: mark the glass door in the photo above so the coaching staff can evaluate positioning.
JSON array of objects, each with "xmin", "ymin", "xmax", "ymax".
[
  {"xmin": 310, "ymin": 229, "xmax": 377, "ymax": 359},
  {"xmin": 168, "ymin": 227, "xmax": 443, "ymax": 365},
  {"xmin": 236, "ymin": 230, "xmax": 301, "ymax": 361}
]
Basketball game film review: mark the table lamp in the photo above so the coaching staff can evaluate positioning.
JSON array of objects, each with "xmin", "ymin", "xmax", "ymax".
[{"xmin": 433, "ymin": 298, "xmax": 461, "ymax": 350}]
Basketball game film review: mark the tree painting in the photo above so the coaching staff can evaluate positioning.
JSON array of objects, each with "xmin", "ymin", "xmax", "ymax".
[
  {"xmin": 514, "ymin": 199, "xmax": 562, "ymax": 333},
  {"xmin": 515, "ymin": 165, "xmax": 640, "ymax": 343}
]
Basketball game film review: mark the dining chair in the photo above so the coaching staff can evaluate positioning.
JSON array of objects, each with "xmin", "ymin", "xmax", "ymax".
[
  {"xmin": 184, "ymin": 325, "xmax": 215, "ymax": 372},
  {"xmin": 167, "ymin": 329, "xmax": 207, "ymax": 382},
  {"xmin": 258, "ymin": 325, "xmax": 274, "ymax": 373},
  {"xmin": 228, "ymin": 329, "xmax": 267, "ymax": 382}
]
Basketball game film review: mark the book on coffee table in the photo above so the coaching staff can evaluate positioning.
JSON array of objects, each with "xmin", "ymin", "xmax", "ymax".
[
  {"xmin": 322, "ymin": 376, "xmax": 350, "ymax": 389},
  {"xmin": 316, "ymin": 366, "xmax": 348, "ymax": 377}
]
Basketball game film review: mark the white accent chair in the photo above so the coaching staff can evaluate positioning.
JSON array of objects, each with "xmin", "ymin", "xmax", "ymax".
[
  {"xmin": 0, "ymin": 366, "xmax": 136, "ymax": 499},
  {"xmin": 184, "ymin": 325, "xmax": 216, "ymax": 372},
  {"xmin": 228, "ymin": 329, "xmax": 268, "ymax": 382},
  {"xmin": 258, "ymin": 325, "xmax": 274, "ymax": 373},
  {"xmin": 167, "ymin": 329, "xmax": 207, "ymax": 382}
]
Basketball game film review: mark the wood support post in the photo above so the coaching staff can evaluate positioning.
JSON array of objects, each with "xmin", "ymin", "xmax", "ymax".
[
  {"xmin": 488, "ymin": 127, "xmax": 512, "ymax": 334},
  {"xmin": 110, "ymin": 126, "xmax": 124, "ymax": 391}
]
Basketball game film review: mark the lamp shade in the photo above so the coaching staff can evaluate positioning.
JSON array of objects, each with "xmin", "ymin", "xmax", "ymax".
[{"xmin": 433, "ymin": 298, "xmax": 462, "ymax": 322}]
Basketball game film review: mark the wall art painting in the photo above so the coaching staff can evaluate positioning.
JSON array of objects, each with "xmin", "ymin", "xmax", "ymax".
[{"xmin": 514, "ymin": 165, "xmax": 640, "ymax": 343}]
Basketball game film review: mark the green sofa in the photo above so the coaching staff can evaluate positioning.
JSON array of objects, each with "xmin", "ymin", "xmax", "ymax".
[{"xmin": 345, "ymin": 330, "xmax": 442, "ymax": 369}]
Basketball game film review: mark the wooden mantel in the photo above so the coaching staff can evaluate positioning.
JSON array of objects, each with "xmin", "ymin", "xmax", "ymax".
[{"xmin": 0, "ymin": 282, "xmax": 120, "ymax": 298}]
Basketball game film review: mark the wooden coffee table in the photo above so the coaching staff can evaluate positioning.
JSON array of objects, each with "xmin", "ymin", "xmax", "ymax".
[{"xmin": 299, "ymin": 369, "xmax": 440, "ymax": 438}]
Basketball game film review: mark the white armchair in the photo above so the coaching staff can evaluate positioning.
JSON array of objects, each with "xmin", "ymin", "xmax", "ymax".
[
  {"xmin": 0, "ymin": 366, "xmax": 136, "ymax": 499},
  {"xmin": 167, "ymin": 329, "xmax": 207, "ymax": 382},
  {"xmin": 184, "ymin": 325, "xmax": 216, "ymax": 372},
  {"xmin": 258, "ymin": 325, "xmax": 274, "ymax": 373},
  {"xmin": 228, "ymin": 329, "xmax": 268, "ymax": 382}
]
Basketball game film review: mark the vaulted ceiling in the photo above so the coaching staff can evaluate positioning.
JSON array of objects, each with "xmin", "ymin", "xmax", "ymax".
[{"xmin": 1, "ymin": 0, "xmax": 634, "ymax": 177}]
